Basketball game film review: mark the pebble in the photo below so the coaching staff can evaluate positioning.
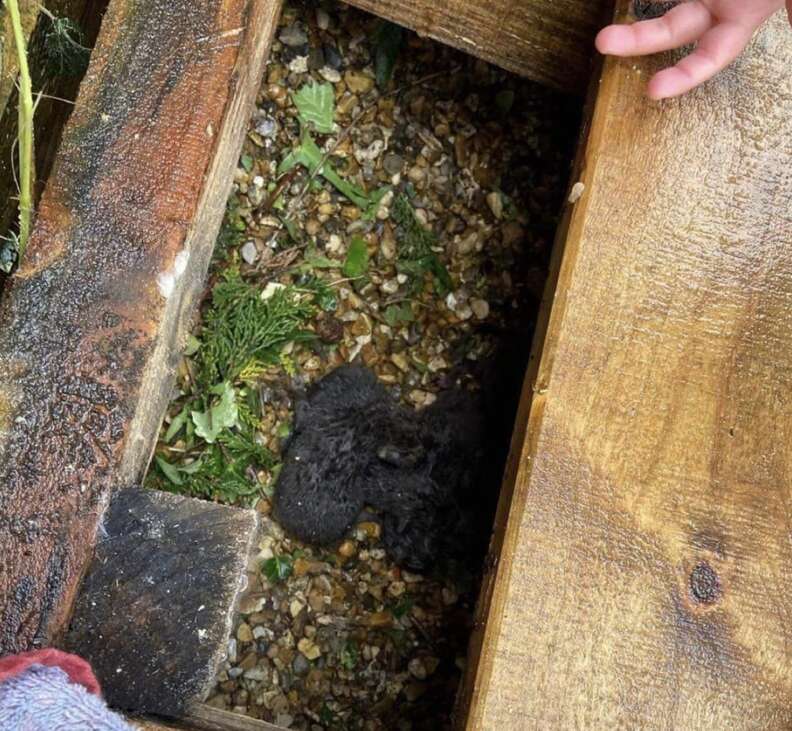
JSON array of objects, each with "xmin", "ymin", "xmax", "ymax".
[
  {"xmin": 255, "ymin": 116, "xmax": 278, "ymax": 139},
  {"xmin": 244, "ymin": 667, "xmax": 269, "ymax": 682},
  {"xmin": 297, "ymin": 638, "xmax": 322, "ymax": 660},
  {"xmin": 288, "ymin": 55, "xmax": 308, "ymax": 74},
  {"xmin": 383, "ymin": 153, "xmax": 404, "ymax": 176},
  {"xmin": 338, "ymin": 539, "xmax": 357, "ymax": 558},
  {"xmin": 486, "ymin": 191, "xmax": 504, "ymax": 219},
  {"xmin": 279, "ymin": 24, "xmax": 308, "ymax": 47},
  {"xmin": 316, "ymin": 7, "xmax": 330, "ymax": 30},
  {"xmin": 237, "ymin": 622, "xmax": 253, "ymax": 643},
  {"xmin": 344, "ymin": 70, "xmax": 374, "ymax": 94},
  {"xmin": 240, "ymin": 240, "xmax": 259, "ymax": 265},
  {"xmin": 319, "ymin": 66, "xmax": 341, "ymax": 83},
  {"xmin": 471, "ymin": 298, "xmax": 490, "ymax": 320},
  {"xmin": 408, "ymin": 658, "xmax": 427, "ymax": 680},
  {"xmin": 289, "ymin": 599, "xmax": 305, "ymax": 618}
]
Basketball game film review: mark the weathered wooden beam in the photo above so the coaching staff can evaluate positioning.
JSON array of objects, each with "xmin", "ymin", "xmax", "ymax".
[
  {"xmin": 342, "ymin": 0, "xmax": 605, "ymax": 93},
  {"xmin": 462, "ymin": 6, "xmax": 792, "ymax": 729},
  {"xmin": 64, "ymin": 489, "xmax": 259, "ymax": 716},
  {"xmin": 0, "ymin": 0, "xmax": 283, "ymax": 652}
]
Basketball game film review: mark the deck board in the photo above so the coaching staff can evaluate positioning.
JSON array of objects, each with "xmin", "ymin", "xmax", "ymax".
[
  {"xmin": 342, "ymin": 0, "xmax": 605, "ymax": 92},
  {"xmin": 462, "ymin": 6, "xmax": 792, "ymax": 728}
]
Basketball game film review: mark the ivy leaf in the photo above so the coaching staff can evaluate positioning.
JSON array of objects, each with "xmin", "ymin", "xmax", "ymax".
[
  {"xmin": 343, "ymin": 236, "xmax": 369, "ymax": 278},
  {"xmin": 292, "ymin": 82, "xmax": 336, "ymax": 134},
  {"xmin": 191, "ymin": 381, "xmax": 239, "ymax": 444},
  {"xmin": 263, "ymin": 554, "xmax": 293, "ymax": 583}
]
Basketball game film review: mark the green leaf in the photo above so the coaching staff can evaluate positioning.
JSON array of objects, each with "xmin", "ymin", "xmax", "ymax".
[
  {"xmin": 340, "ymin": 640, "xmax": 359, "ymax": 670},
  {"xmin": 156, "ymin": 456, "xmax": 183, "ymax": 486},
  {"xmin": 184, "ymin": 334, "xmax": 201, "ymax": 357},
  {"xmin": 263, "ymin": 555, "xmax": 293, "ymax": 583},
  {"xmin": 240, "ymin": 153, "xmax": 254, "ymax": 172},
  {"xmin": 191, "ymin": 381, "xmax": 239, "ymax": 443},
  {"xmin": 164, "ymin": 407, "xmax": 189, "ymax": 443},
  {"xmin": 383, "ymin": 303, "xmax": 414, "ymax": 327},
  {"xmin": 374, "ymin": 22, "xmax": 404, "ymax": 88},
  {"xmin": 292, "ymin": 82, "xmax": 336, "ymax": 134},
  {"xmin": 343, "ymin": 236, "xmax": 369, "ymax": 278},
  {"xmin": 279, "ymin": 128, "xmax": 371, "ymax": 209},
  {"xmin": 276, "ymin": 421, "xmax": 292, "ymax": 439},
  {"xmin": 362, "ymin": 186, "xmax": 392, "ymax": 221}
]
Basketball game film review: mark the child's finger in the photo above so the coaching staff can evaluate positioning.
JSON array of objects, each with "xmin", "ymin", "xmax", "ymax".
[
  {"xmin": 647, "ymin": 21, "xmax": 754, "ymax": 98},
  {"xmin": 595, "ymin": 2, "xmax": 712, "ymax": 56}
]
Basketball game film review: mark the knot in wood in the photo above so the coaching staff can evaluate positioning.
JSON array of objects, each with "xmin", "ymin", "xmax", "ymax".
[{"xmin": 688, "ymin": 560, "xmax": 722, "ymax": 605}]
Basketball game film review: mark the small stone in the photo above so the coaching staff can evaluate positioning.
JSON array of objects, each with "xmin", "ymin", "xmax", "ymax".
[
  {"xmin": 319, "ymin": 66, "xmax": 341, "ymax": 83},
  {"xmin": 255, "ymin": 117, "xmax": 278, "ymax": 139},
  {"xmin": 289, "ymin": 598, "xmax": 306, "ymax": 618},
  {"xmin": 240, "ymin": 240, "xmax": 259, "ymax": 265},
  {"xmin": 344, "ymin": 70, "xmax": 374, "ymax": 94},
  {"xmin": 380, "ymin": 232, "xmax": 397, "ymax": 260},
  {"xmin": 237, "ymin": 622, "xmax": 253, "ymax": 643},
  {"xmin": 568, "ymin": 181, "xmax": 585, "ymax": 203},
  {"xmin": 308, "ymin": 46, "xmax": 325, "ymax": 71},
  {"xmin": 226, "ymin": 638, "xmax": 238, "ymax": 664},
  {"xmin": 326, "ymin": 234, "xmax": 344, "ymax": 253},
  {"xmin": 316, "ymin": 7, "xmax": 330, "ymax": 30},
  {"xmin": 408, "ymin": 658, "xmax": 427, "ymax": 680},
  {"xmin": 279, "ymin": 24, "xmax": 308, "ymax": 47},
  {"xmin": 390, "ymin": 353, "xmax": 409, "ymax": 373},
  {"xmin": 316, "ymin": 313, "xmax": 344, "ymax": 343},
  {"xmin": 276, "ymin": 714, "xmax": 294, "ymax": 728},
  {"xmin": 387, "ymin": 581, "xmax": 406, "ymax": 598},
  {"xmin": 356, "ymin": 521, "xmax": 381, "ymax": 540},
  {"xmin": 297, "ymin": 637, "xmax": 322, "ymax": 660},
  {"xmin": 338, "ymin": 539, "xmax": 357, "ymax": 558},
  {"xmin": 381, "ymin": 279, "xmax": 399, "ymax": 295},
  {"xmin": 366, "ymin": 611, "xmax": 392, "ymax": 628},
  {"xmin": 383, "ymin": 153, "xmax": 404, "ymax": 176},
  {"xmin": 323, "ymin": 43, "xmax": 343, "ymax": 70},
  {"xmin": 293, "ymin": 652, "xmax": 311, "ymax": 676},
  {"xmin": 486, "ymin": 191, "xmax": 504, "ymax": 219},
  {"xmin": 471, "ymin": 298, "xmax": 490, "ymax": 320},
  {"xmin": 501, "ymin": 221, "xmax": 524, "ymax": 247},
  {"xmin": 305, "ymin": 218, "xmax": 321, "ymax": 236},
  {"xmin": 253, "ymin": 626, "xmax": 269, "ymax": 640},
  {"xmin": 243, "ymin": 666, "xmax": 268, "ymax": 682},
  {"xmin": 239, "ymin": 651, "xmax": 258, "ymax": 671},
  {"xmin": 239, "ymin": 594, "xmax": 266, "ymax": 614},
  {"xmin": 407, "ymin": 166, "xmax": 425, "ymax": 184},
  {"xmin": 289, "ymin": 55, "xmax": 309, "ymax": 74},
  {"xmin": 436, "ymin": 586, "xmax": 457, "ymax": 607}
]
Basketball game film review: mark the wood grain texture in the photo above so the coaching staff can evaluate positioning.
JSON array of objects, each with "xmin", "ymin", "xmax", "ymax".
[
  {"xmin": 0, "ymin": 0, "xmax": 282, "ymax": 652},
  {"xmin": 342, "ymin": 0, "xmax": 604, "ymax": 92},
  {"xmin": 463, "ymin": 7, "xmax": 792, "ymax": 729}
]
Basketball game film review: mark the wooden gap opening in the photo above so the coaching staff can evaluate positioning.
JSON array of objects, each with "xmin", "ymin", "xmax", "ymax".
[{"xmin": 141, "ymin": 1, "xmax": 589, "ymax": 728}]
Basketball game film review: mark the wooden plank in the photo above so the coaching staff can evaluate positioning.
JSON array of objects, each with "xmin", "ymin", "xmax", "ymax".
[
  {"xmin": 342, "ymin": 0, "xmax": 605, "ymax": 93},
  {"xmin": 180, "ymin": 704, "xmax": 286, "ymax": 731},
  {"xmin": 463, "ymin": 7, "xmax": 792, "ymax": 729},
  {"xmin": 0, "ymin": 0, "xmax": 282, "ymax": 652},
  {"xmin": 65, "ymin": 489, "xmax": 259, "ymax": 716}
]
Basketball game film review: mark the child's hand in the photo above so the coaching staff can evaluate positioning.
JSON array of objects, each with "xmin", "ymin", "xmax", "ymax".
[{"xmin": 595, "ymin": 0, "xmax": 789, "ymax": 98}]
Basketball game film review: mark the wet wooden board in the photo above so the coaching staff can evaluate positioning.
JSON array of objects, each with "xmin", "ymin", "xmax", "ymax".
[
  {"xmin": 342, "ymin": 0, "xmax": 605, "ymax": 92},
  {"xmin": 463, "ymin": 6, "xmax": 792, "ymax": 729},
  {"xmin": 0, "ymin": 0, "xmax": 283, "ymax": 652},
  {"xmin": 65, "ymin": 489, "xmax": 259, "ymax": 716}
]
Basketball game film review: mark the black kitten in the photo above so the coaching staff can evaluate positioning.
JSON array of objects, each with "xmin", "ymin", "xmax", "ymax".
[{"xmin": 272, "ymin": 365, "xmax": 494, "ymax": 571}]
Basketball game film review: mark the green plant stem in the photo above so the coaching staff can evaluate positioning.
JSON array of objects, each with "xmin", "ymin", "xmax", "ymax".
[{"xmin": 7, "ymin": 0, "xmax": 34, "ymax": 260}]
